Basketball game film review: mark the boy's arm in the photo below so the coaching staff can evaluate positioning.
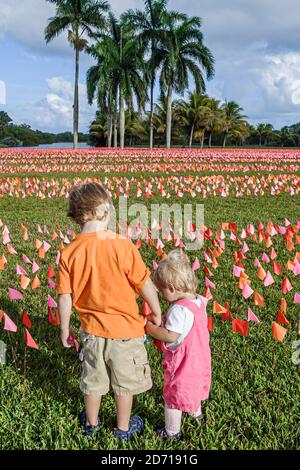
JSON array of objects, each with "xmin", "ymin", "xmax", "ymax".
[
  {"xmin": 140, "ymin": 278, "xmax": 162, "ymax": 326},
  {"xmin": 145, "ymin": 320, "xmax": 180, "ymax": 343},
  {"xmin": 58, "ymin": 294, "xmax": 73, "ymax": 348}
]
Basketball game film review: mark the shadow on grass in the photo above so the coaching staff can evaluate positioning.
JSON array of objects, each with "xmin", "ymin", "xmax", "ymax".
[{"xmin": 0, "ymin": 295, "xmax": 165, "ymax": 431}]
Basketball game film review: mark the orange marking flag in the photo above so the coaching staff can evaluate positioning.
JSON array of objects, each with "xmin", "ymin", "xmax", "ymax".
[{"xmin": 272, "ymin": 322, "xmax": 287, "ymax": 342}]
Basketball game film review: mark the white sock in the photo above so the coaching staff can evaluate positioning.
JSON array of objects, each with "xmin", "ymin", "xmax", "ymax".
[
  {"xmin": 189, "ymin": 402, "xmax": 202, "ymax": 419},
  {"xmin": 165, "ymin": 404, "xmax": 182, "ymax": 436}
]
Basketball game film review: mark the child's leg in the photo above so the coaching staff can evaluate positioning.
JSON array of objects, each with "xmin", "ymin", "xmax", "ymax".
[
  {"xmin": 115, "ymin": 394, "xmax": 133, "ymax": 431},
  {"xmin": 165, "ymin": 404, "xmax": 182, "ymax": 436},
  {"xmin": 84, "ymin": 394, "xmax": 102, "ymax": 426},
  {"xmin": 189, "ymin": 402, "xmax": 203, "ymax": 419}
]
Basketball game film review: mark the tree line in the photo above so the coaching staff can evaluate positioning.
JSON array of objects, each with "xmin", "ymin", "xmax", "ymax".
[{"xmin": 0, "ymin": 112, "xmax": 88, "ymax": 147}]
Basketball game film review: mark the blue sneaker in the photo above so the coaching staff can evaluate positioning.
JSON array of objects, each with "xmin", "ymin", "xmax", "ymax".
[
  {"xmin": 79, "ymin": 410, "xmax": 101, "ymax": 437},
  {"xmin": 155, "ymin": 427, "xmax": 182, "ymax": 441},
  {"xmin": 114, "ymin": 415, "xmax": 144, "ymax": 441}
]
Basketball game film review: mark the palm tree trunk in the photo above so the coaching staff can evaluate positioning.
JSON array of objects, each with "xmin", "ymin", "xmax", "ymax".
[
  {"xmin": 149, "ymin": 76, "xmax": 155, "ymax": 149},
  {"xmin": 166, "ymin": 83, "xmax": 172, "ymax": 149},
  {"xmin": 209, "ymin": 132, "xmax": 212, "ymax": 148},
  {"xmin": 114, "ymin": 98, "xmax": 118, "ymax": 148},
  {"xmin": 223, "ymin": 133, "xmax": 227, "ymax": 148},
  {"xmin": 201, "ymin": 131, "xmax": 205, "ymax": 148},
  {"xmin": 73, "ymin": 46, "xmax": 79, "ymax": 149},
  {"xmin": 189, "ymin": 124, "xmax": 195, "ymax": 148},
  {"xmin": 107, "ymin": 113, "xmax": 113, "ymax": 147},
  {"xmin": 119, "ymin": 92, "xmax": 125, "ymax": 149},
  {"xmin": 107, "ymin": 93, "xmax": 113, "ymax": 147}
]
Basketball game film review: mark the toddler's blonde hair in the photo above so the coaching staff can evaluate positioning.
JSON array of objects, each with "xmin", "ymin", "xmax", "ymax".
[{"xmin": 153, "ymin": 249, "xmax": 198, "ymax": 294}]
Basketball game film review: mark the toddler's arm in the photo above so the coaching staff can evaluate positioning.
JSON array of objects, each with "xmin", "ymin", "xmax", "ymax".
[
  {"xmin": 58, "ymin": 293, "xmax": 73, "ymax": 348},
  {"xmin": 145, "ymin": 320, "xmax": 180, "ymax": 343},
  {"xmin": 140, "ymin": 278, "xmax": 162, "ymax": 326}
]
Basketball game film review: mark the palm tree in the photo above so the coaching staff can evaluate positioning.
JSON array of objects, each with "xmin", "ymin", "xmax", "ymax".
[
  {"xmin": 205, "ymin": 97, "xmax": 222, "ymax": 147},
  {"xmin": 122, "ymin": 0, "xmax": 186, "ymax": 149},
  {"xmin": 87, "ymin": 36, "xmax": 118, "ymax": 147},
  {"xmin": 87, "ymin": 14, "xmax": 147, "ymax": 148},
  {"xmin": 174, "ymin": 92, "xmax": 210, "ymax": 148},
  {"xmin": 152, "ymin": 96, "xmax": 169, "ymax": 143},
  {"xmin": 156, "ymin": 15, "xmax": 214, "ymax": 148},
  {"xmin": 89, "ymin": 110, "xmax": 107, "ymax": 146},
  {"xmin": 229, "ymin": 122, "xmax": 251, "ymax": 146},
  {"xmin": 220, "ymin": 101, "xmax": 247, "ymax": 147},
  {"xmin": 256, "ymin": 123, "xmax": 274, "ymax": 146},
  {"xmin": 45, "ymin": 0, "xmax": 109, "ymax": 148}
]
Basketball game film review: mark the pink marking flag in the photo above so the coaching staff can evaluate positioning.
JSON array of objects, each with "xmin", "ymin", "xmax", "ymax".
[
  {"xmin": 264, "ymin": 271, "xmax": 275, "ymax": 287},
  {"xmin": 233, "ymin": 265, "xmax": 244, "ymax": 277},
  {"xmin": 262, "ymin": 253, "xmax": 270, "ymax": 264},
  {"xmin": 4, "ymin": 313, "xmax": 17, "ymax": 332},
  {"xmin": 48, "ymin": 308, "xmax": 60, "ymax": 326},
  {"xmin": 242, "ymin": 242, "xmax": 249, "ymax": 254},
  {"xmin": 242, "ymin": 284, "xmax": 254, "ymax": 299},
  {"xmin": 32, "ymin": 260, "xmax": 40, "ymax": 274},
  {"xmin": 205, "ymin": 277, "xmax": 216, "ymax": 289},
  {"xmin": 48, "ymin": 295, "xmax": 58, "ymax": 308},
  {"xmin": 42, "ymin": 241, "xmax": 52, "ymax": 253},
  {"xmin": 8, "ymin": 288, "xmax": 23, "ymax": 301},
  {"xmin": 192, "ymin": 257, "xmax": 200, "ymax": 271},
  {"xmin": 247, "ymin": 308, "xmax": 260, "ymax": 323},
  {"xmin": 22, "ymin": 254, "xmax": 32, "ymax": 265},
  {"xmin": 156, "ymin": 238, "xmax": 164, "ymax": 250},
  {"xmin": 25, "ymin": 329, "xmax": 39, "ymax": 349},
  {"xmin": 2, "ymin": 232, "xmax": 10, "ymax": 245},
  {"xmin": 16, "ymin": 264, "xmax": 28, "ymax": 276},
  {"xmin": 254, "ymin": 258, "xmax": 261, "ymax": 268},
  {"xmin": 293, "ymin": 262, "xmax": 300, "ymax": 276}
]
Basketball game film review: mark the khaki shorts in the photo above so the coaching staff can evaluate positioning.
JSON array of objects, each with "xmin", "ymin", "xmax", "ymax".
[{"xmin": 79, "ymin": 330, "xmax": 152, "ymax": 396}]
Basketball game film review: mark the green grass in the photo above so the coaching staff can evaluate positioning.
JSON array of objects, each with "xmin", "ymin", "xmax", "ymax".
[{"xmin": 0, "ymin": 180, "xmax": 300, "ymax": 450}]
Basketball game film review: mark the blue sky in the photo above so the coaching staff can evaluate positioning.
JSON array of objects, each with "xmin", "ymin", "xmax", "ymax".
[{"xmin": 1, "ymin": 0, "xmax": 300, "ymax": 133}]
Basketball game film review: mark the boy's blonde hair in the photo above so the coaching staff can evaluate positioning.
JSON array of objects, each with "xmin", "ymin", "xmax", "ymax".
[
  {"xmin": 153, "ymin": 249, "xmax": 198, "ymax": 294},
  {"xmin": 68, "ymin": 182, "xmax": 112, "ymax": 226}
]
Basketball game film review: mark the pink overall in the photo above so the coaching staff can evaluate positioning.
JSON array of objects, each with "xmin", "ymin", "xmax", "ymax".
[{"xmin": 161, "ymin": 296, "xmax": 212, "ymax": 413}]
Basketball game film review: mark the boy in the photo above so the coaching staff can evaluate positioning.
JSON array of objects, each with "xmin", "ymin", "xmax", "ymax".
[{"xmin": 56, "ymin": 182, "xmax": 161, "ymax": 440}]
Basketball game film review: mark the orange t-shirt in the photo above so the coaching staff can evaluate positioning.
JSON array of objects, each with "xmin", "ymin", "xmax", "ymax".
[{"xmin": 56, "ymin": 230, "xmax": 151, "ymax": 338}]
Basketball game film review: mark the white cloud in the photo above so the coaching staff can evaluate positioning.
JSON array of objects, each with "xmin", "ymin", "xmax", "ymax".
[
  {"xmin": 2, "ymin": 0, "xmax": 300, "ymax": 129},
  {"xmin": 0, "ymin": 0, "xmax": 69, "ymax": 54},
  {"xmin": 11, "ymin": 77, "xmax": 96, "ymax": 133},
  {"xmin": 259, "ymin": 52, "xmax": 300, "ymax": 108},
  {"xmin": 0, "ymin": 0, "xmax": 140, "ymax": 55},
  {"xmin": 46, "ymin": 77, "xmax": 74, "ymax": 99}
]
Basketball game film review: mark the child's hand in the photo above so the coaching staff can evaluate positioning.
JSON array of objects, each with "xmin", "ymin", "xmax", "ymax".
[
  {"xmin": 60, "ymin": 328, "xmax": 74, "ymax": 348},
  {"xmin": 145, "ymin": 320, "xmax": 155, "ymax": 336},
  {"xmin": 147, "ymin": 313, "xmax": 161, "ymax": 326}
]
